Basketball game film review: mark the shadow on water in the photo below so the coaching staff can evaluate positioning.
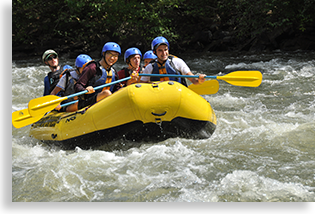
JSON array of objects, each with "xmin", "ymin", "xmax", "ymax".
[{"xmin": 41, "ymin": 137, "xmax": 164, "ymax": 153}]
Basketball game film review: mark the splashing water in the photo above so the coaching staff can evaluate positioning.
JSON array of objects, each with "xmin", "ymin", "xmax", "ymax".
[{"xmin": 12, "ymin": 52, "xmax": 315, "ymax": 202}]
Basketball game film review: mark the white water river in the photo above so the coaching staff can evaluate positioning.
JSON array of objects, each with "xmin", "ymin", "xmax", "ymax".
[{"xmin": 11, "ymin": 51, "xmax": 315, "ymax": 202}]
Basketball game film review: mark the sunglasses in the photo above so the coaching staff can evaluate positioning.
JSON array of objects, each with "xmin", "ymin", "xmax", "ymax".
[{"xmin": 46, "ymin": 55, "xmax": 58, "ymax": 61}]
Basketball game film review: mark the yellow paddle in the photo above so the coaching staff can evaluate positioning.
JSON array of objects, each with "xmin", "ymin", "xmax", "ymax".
[
  {"xmin": 12, "ymin": 95, "xmax": 74, "ymax": 127},
  {"xmin": 140, "ymin": 70, "xmax": 263, "ymax": 88},
  {"xmin": 12, "ymin": 77, "xmax": 132, "ymax": 128},
  {"xmin": 188, "ymin": 79, "xmax": 219, "ymax": 95},
  {"xmin": 12, "ymin": 100, "xmax": 78, "ymax": 129},
  {"xmin": 216, "ymin": 70, "xmax": 262, "ymax": 87},
  {"xmin": 28, "ymin": 95, "xmax": 68, "ymax": 116},
  {"xmin": 12, "ymin": 109, "xmax": 43, "ymax": 129}
]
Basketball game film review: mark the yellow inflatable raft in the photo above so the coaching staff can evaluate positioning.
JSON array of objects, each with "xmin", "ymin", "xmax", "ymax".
[{"xmin": 30, "ymin": 81, "xmax": 216, "ymax": 149}]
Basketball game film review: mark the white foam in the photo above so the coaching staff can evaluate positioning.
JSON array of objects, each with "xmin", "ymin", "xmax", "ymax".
[
  {"xmin": 11, "ymin": 53, "xmax": 315, "ymax": 202},
  {"xmin": 215, "ymin": 170, "xmax": 315, "ymax": 202}
]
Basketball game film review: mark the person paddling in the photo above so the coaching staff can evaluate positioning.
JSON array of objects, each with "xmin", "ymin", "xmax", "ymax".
[
  {"xmin": 51, "ymin": 54, "xmax": 92, "ymax": 96},
  {"xmin": 51, "ymin": 54, "xmax": 93, "ymax": 112},
  {"xmin": 71, "ymin": 42, "xmax": 121, "ymax": 112},
  {"xmin": 42, "ymin": 49, "xmax": 63, "ymax": 96},
  {"xmin": 117, "ymin": 47, "xmax": 142, "ymax": 87},
  {"xmin": 140, "ymin": 36, "xmax": 206, "ymax": 85}
]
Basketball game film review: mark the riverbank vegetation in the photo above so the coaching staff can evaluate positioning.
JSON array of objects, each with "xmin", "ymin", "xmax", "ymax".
[{"xmin": 13, "ymin": 0, "xmax": 315, "ymax": 59}]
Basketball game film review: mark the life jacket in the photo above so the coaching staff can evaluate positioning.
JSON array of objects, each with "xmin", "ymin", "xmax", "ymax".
[
  {"xmin": 151, "ymin": 56, "xmax": 187, "ymax": 86},
  {"xmin": 52, "ymin": 68, "xmax": 78, "ymax": 106},
  {"xmin": 77, "ymin": 61, "xmax": 119, "ymax": 102},
  {"xmin": 62, "ymin": 60, "xmax": 94, "ymax": 96},
  {"xmin": 62, "ymin": 68, "xmax": 77, "ymax": 96},
  {"xmin": 47, "ymin": 67, "xmax": 63, "ymax": 94},
  {"xmin": 86, "ymin": 61, "xmax": 117, "ymax": 93}
]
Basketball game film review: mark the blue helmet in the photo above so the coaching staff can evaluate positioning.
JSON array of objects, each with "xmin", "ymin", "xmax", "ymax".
[
  {"xmin": 143, "ymin": 50, "xmax": 157, "ymax": 60},
  {"xmin": 102, "ymin": 42, "xmax": 121, "ymax": 56},
  {"xmin": 75, "ymin": 54, "xmax": 92, "ymax": 68},
  {"xmin": 124, "ymin": 47, "xmax": 142, "ymax": 62},
  {"xmin": 151, "ymin": 36, "xmax": 169, "ymax": 51}
]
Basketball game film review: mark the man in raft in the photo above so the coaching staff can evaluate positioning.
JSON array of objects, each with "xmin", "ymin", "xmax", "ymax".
[
  {"xmin": 140, "ymin": 36, "xmax": 206, "ymax": 85},
  {"xmin": 50, "ymin": 54, "xmax": 93, "ymax": 112},
  {"xmin": 117, "ymin": 47, "xmax": 142, "ymax": 87},
  {"xmin": 71, "ymin": 42, "xmax": 121, "ymax": 111},
  {"xmin": 42, "ymin": 49, "xmax": 63, "ymax": 96}
]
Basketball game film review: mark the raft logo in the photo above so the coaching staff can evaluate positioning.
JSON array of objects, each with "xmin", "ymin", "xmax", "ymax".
[{"xmin": 65, "ymin": 115, "xmax": 76, "ymax": 123}]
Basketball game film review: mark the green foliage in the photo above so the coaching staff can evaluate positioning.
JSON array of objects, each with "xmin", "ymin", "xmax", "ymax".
[
  {"xmin": 12, "ymin": 0, "xmax": 315, "ymax": 49},
  {"xmin": 217, "ymin": 0, "xmax": 315, "ymax": 38},
  {"xmin": 13, "ymin": 0, "xmax": 184, "ymax": 47}
]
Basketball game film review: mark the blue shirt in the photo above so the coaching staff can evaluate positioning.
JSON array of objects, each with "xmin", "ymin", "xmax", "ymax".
[
  {"xmin": 43, "ymin": 75, "xmax": 51, "ymax": 96},
  {"xmin": 43, "ymin": 66, "xmax": 63, "ymax": 96}
]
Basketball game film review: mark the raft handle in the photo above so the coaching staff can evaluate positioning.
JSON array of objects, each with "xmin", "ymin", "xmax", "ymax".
[
  {"xmin": 51, "ymin": 134, "xmax": 57, "ymax": 139},
  {"xmin": 152, "ymin": 82, "xmax": 159, "ymax": 88},
  {"xmin": 151, "ymin": 111, "xmax": 167, "ymax": 116}
]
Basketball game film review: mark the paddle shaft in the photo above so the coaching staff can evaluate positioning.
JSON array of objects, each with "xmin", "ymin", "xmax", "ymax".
[
  {"xmin": 140, "ymin": 73, "xmax": 212, "ymax": 78},
  {"xmin": 139, "ymin": 70, "xmax": 262, "ymax": 87},
  {"xmin": 66, "ymin": 76, "xmax": 131, "ymax": 99},
  {"xmin": 29, "ymin": 76, "xmax": 131, "ymax": 111},
  {"xmin": 60, "ymin": 100, "xmax": 78, "ymax": 107},
  {"xmin": 139, "ymin": 73, "xmax": 260, "ymax": 80}
]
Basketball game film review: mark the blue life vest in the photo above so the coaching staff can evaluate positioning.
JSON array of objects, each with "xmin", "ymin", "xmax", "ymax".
[
  {"xmin": 94, "ymin": 67, "xmax": 116, "ymax": 93},
  {"xmin": 43, "ymin": 66, "xmax": 63, "ymax": 96},
  {"xmin": 86, "ymin": 61, "xmax": 117, "ymax": 93},
  {"xmin": 151, "ymin": 56, "xmax": 187, "ymax": 86}
]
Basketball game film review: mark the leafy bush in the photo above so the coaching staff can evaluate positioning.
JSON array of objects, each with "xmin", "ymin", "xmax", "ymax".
[{"xmin": 13, "ymin": 0, "xmax": 315, "ymax": 51}]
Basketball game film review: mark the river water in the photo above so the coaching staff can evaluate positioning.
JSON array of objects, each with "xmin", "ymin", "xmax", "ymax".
[{"xmin": 11, "ymin": 51, "xmax": 315, "ymax": 202}]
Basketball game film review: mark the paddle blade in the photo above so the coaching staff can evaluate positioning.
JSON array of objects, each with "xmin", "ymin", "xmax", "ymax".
[
  {"xmin": 217, "ymin": 70, "xmax": 262, "ymax": 87},
  {"xmin": 12, "ymin": 109, "xmax": 43, "ymax": 128},
  {"xmin": 188, "ymin": 79, "xmax": 219, "ymax": 95},
  {"xmin": 28, "ymin": 95, "xmax": 67, "ymax": 116}
]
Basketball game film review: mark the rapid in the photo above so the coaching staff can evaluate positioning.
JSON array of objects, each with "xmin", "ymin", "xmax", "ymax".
[{"xmin": 11, "ymin": 51, "xmax": 315, "ymax": 202}]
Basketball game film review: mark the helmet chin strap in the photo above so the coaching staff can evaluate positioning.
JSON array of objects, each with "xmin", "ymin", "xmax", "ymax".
[
  {"xmin": 128, "ymin": 62, "xmax": 137, "ymax": 71},
  {"xmin": 127, "ymin": 58, "xmax": 140, "ymax": 71},
  {"xmin": 50, "ymin": 65, "xmax": 58, "ymax": 69},
  {"xmin": 103, "ymin": 54, "xmax": 112, "ymax": 71},
  {"xmin": 46, "ymin": 60, "xmax": 59, "ymax": 70}
]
